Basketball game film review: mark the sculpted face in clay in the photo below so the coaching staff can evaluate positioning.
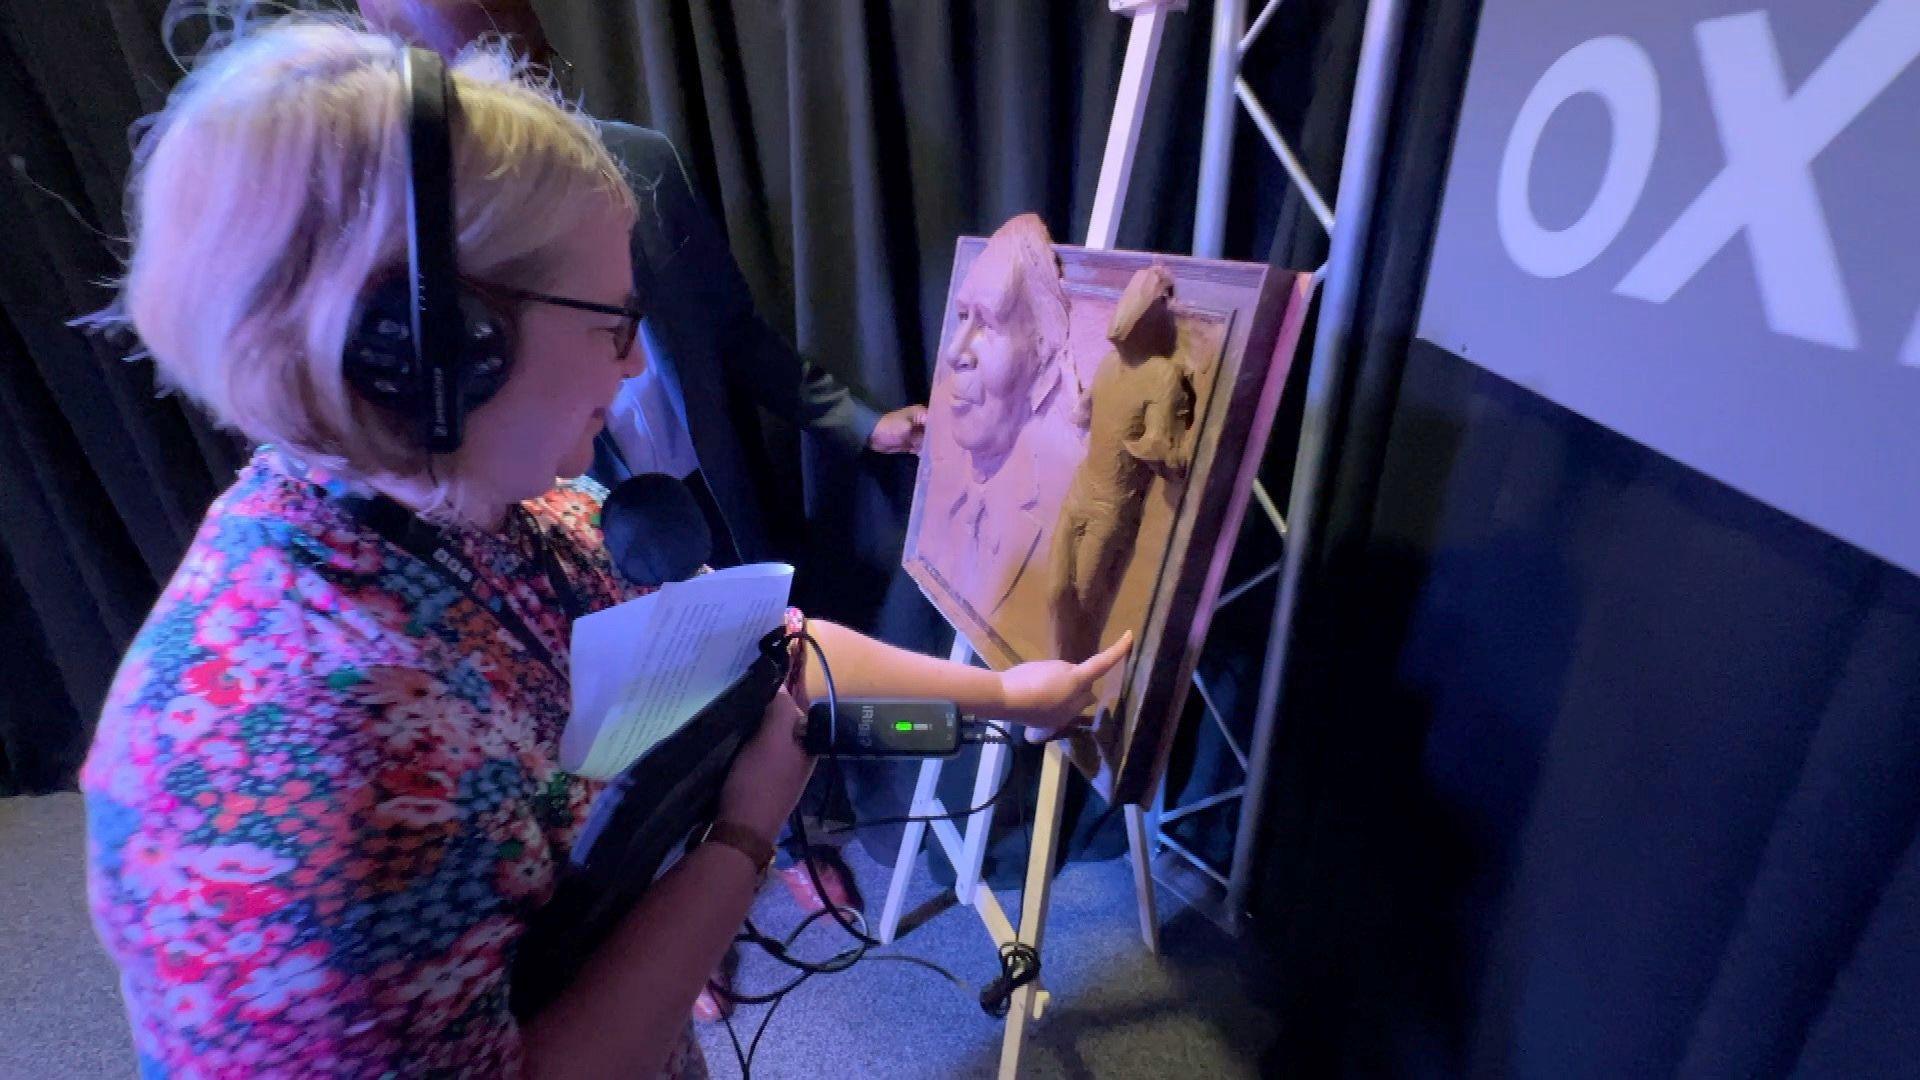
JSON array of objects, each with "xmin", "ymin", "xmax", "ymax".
[
  {"xmin": 926, "ymin": 214, "xmax": 1075, "ymax": 619},
  {"xmin": 1049, "ymin": 265, "xmax": 1195, "ymax": 664},
  {"xmin": 943, "ymin": 213, "xmax": 1071, "ymax": 478}
]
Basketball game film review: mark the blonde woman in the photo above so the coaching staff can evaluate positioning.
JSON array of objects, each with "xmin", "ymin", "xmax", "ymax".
[{"xmin": 82, "ymin": 17, "xmax": 1126, "ymax": 1078}]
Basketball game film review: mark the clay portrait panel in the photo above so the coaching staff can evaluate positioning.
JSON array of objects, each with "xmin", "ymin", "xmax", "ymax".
[
  {"xmin": 906, "ymin": 214, "xmax": 1314, "ymax": 801},
  {"xmin": 911, "ymin": 214, "xmax": 1079, "ymax": 660}
]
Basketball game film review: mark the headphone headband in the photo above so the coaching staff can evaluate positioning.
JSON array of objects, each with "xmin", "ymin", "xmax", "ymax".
[
  {"xmin": 403, "ymin": 47, "xmax": 464, "ymax": 454},
  {"xmin": 342, "ymin": 48, "xmax": 514, "ymax": 454}
]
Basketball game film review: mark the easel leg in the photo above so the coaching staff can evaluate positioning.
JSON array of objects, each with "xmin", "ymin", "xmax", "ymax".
[
  {"xmin": 879, "ymin": 637, "xmax": 981, "ymax": 944},
  {"xmin": 878, "ymin": 756, "xmax": 944, "ymax": 944},
  {"xmin": 1124, "ymin": 803, "xmax": 1161, "ymax": 954},
  {"xmin": 998, "ymin": 742, "xmax": 1071, "ymax": 1079},
  {"xmin": 955, "ymin": 739, "xmax": 1010, "ymax": 899},
  {"xmin": 1083, "ymin": 5, "xmax": 1171, "ymax": 250},
  {"xmin": 986, "ymin": 3, "xmax": 1171, "ymax": 1067}
]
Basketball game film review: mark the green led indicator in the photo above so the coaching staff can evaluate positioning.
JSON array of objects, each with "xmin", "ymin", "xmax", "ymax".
[{"xmin": 894, "ymin": 721, "xmax": 915, "ymax": 732}]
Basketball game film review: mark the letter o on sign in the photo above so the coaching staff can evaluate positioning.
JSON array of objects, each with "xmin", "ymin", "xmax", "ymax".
[{"xmin": 1498, "ymin": 36, "xmax": 1660, "ymax": 279}]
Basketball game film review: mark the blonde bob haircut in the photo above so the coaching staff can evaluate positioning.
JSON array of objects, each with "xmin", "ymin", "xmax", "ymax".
[{"xmin": 101, "ymin": 13, "xmax": 634, "ymax": 479}]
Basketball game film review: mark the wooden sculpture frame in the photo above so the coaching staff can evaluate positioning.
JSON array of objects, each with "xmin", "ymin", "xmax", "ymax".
[{"xmin": 905, "ymin": 218, "xmax": 1312, "ymax": 803}]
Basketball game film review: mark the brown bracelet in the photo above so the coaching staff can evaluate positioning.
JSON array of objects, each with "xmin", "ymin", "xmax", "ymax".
[{"xmin": 699, "ymin": 820, "xmax": 776, "ymax": 882}]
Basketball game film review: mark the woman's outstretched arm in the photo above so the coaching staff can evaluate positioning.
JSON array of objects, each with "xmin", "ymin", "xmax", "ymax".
[{"xmin": 797, "ymin": 620, "xmax": 1132, "ymax": 729}]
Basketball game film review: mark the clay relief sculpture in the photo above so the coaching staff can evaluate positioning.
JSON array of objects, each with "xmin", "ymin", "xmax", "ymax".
[
  {"xmin": 906, "ymin": 212, "xmax": 1312, "ymax": 801},
  {"xmin": 1049, "ymin": 265, "xmax": 1195, "ymax": 665},
  {"xmin": 915, "ymin": 213, "xmax": 1075, "ymax": 636}
]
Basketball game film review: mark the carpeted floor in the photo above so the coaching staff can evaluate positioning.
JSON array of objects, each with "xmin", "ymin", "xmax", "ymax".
[
  {"xmin": 1, "ymin": 793, "xmax": 1280, "ymax": 1078},
  {"xmin": 0, "ymin": 795, "xmax": 131, "ymax": 1080}
]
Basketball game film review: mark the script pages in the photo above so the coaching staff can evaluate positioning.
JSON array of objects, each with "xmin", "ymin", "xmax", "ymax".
[{"xmin": 561, "ymin": 563, "xmax": 794, "ymax": 779}]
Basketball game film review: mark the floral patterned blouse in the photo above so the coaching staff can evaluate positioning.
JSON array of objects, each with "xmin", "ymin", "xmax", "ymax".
[{"xmin": 82, "ymin": 447, "xmax": 707, "ymax": 1078}]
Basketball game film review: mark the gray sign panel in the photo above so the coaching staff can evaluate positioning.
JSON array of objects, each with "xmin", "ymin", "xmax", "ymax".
[{"xmin": 1418, "ymin": 0, "xmax": 1920, "ymax": 575}]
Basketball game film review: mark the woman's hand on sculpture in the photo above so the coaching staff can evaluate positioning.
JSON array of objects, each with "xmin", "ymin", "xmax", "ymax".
[{"xmin": 996, "ymin": 632, "xmax": 1133, "ymax": 730}]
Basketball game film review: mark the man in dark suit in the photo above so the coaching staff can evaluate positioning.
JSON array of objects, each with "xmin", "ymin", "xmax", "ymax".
[
  {"xmin": 589, "ymin": 117, "xmax": 926, "ymax": 563},
  {"xmin": 360, "ymin": 0, "xmax": 923, "ymax": 1019},
  {"xmin": 359, "ymin": 0, "xmax": 926, "ymax": 569}
]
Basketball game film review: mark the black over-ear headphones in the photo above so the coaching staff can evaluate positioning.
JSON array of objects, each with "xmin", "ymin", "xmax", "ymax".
[{"xmin": 343, "ymin": 47, "xmax": 513, "ymax": 455}]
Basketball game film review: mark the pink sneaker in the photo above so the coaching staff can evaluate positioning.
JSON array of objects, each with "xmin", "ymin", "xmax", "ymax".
[
  {"xmin": 693, "ymin": 973, "xmax": 733, "ymax": 1023},
  {"xmin": 776, "ymin": 854, "xmax": 860, "ymax": 915}
]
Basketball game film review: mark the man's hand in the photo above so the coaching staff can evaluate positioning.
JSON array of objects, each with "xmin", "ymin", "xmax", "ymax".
[{"xmin": 867, "ymin": 404, "xmax": 928, "ymax": 454}]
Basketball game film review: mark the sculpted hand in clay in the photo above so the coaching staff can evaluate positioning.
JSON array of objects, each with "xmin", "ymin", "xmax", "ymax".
[{"xmin": 1048, "ymin": 265, "xmax": 1195, "ymax": 664}]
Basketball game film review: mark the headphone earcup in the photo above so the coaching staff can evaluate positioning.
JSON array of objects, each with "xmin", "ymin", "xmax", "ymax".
[
  {"xmin": 344, "ymin": 280, "xmax": 514, "ymax": 444},
  {"xmin": 454, "ymin": 289, "xmax": 513, "ymax": 413},
  {"xmin": 343, "ymin": 277, "xmax": 424, "ymax": 411}
]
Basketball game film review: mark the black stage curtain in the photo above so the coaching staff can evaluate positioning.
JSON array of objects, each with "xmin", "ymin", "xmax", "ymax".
[
  {"xmin": 538, "ymin": 0, "xmax": 1359, "ymax": 869},
  {"xmin": 1253, "ymin": 0, "xmax": 1920, "ymax": 1073},
  {"xmin": 0, "ymin": 0, "xmax": 248, "ymax": 795},
  {"xmin": 0, "ymin": 0, "xmax": 1361, "ymax": 832},
  {"xmin": 538, "ymin": 0, "xmax": 1345, "ymax": 636}
]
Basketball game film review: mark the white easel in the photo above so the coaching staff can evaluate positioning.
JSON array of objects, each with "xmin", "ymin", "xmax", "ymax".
[{"xmin": 875, "ymin": 3, "xmax": 1184, "ymax": 1076}]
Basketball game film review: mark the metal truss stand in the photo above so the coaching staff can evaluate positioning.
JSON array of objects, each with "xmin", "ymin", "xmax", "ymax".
[{"xmin": 1147, "ymin": 0, "xmax": 1409, "ymax": 934}]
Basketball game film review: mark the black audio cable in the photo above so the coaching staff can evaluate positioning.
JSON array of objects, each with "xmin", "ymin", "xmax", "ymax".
[{"xmin": 717, "ymin": 630, "xmax": 1051, "ymax": 1079}]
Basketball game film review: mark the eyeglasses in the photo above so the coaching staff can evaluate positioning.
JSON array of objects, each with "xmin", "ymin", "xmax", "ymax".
[{"xmin": 471, "ymin": 280, "xmax": 648, "ymax": 360}]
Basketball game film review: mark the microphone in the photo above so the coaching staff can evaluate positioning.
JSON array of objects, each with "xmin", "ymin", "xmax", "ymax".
[{"xmin": 600, "ymin": 473, "xmax": 710, "ymax": 586}]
